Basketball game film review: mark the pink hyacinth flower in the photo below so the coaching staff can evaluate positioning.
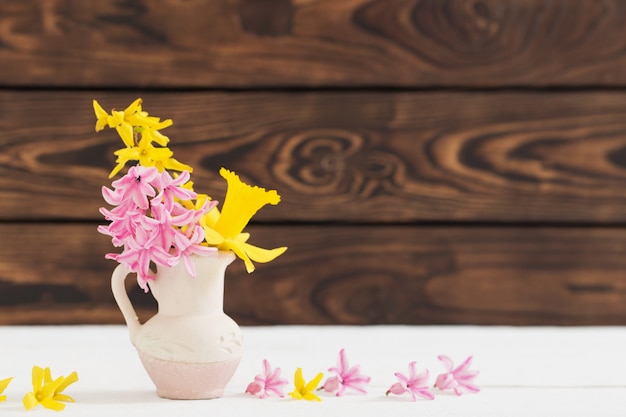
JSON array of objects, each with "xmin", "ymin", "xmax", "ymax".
[
  {"xmin": 435, "ymin": 355, "xmax": 480, "ymax": 396},
  {"xmin": 386, "ymin": 361, "xmax": 434, "ymax": 401},
  {"xmin": 245, "ymin": 360, "xmax": 288, "ymax": 399},
  {"xmin": 322, "ymin": 349, "xmax": 370, "ymax": 396},
  {"xmin": 153, "ymin": 170, "xmax": 197, "ymax": 211},
  {"xmin": 109, "ymin": 165, "xmax": 159, "ymax": 210}
]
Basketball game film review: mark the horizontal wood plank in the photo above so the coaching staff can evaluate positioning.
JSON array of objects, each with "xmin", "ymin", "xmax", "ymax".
[
  {"xmin": 3, "ymin": 0, "xmax": 626, "ymax": 87},
  {"xmin": 4, "ymin": 91, "xmax": 626, "ymax": 222},
  {"xmin": 1, "ymin": 223, "xmax": 626, "ymax": 325}
]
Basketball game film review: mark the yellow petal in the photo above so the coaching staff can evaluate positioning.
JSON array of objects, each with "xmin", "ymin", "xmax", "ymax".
[
  {"xmin": 202, "ymin": 207, "xmax": 221, "ymax": 228},
  {"xmin": 288, "ymin": 390, "xmax": 303, "ymax": 400},
  {"xmin": 239, "ymin": 241, "xmax": 287, "ymax": 264},
  {"xmin": 304, "ymin": 372, "xmax": 324, "ymax": 393},
  {"xmin": 115, "ymin": 122, "xmax": 135, "ymax": 148},
  {"xmin": 0, "ymin": 377, "xmax": 13, "ymax": 393},
  {"xmin": 23, "ymin": 392, "xmax": 38, "ymax": 410},
  {"xmin": 214, "ymin": 168, "xmax": 281, "ymax": 239},
  {"xmin": 109, "ymin": 160, "xmax": 127, "ymax": 179},
  {"xmin": 109, "ymin": 111, "xmax": 135, "ymax": 147},
  {"xmin": 56, "ymin": 371, "xmax": 78, "ymax": 394},
  {"xmin": 148, "ymin": 147, "xmax": 175, "ymax": 161},
  {"xmin": 123, "ymin": 98, "xmax": 142, "ymax": 118},
  {"xmin": 0, "ymin": 395, "xmax": 6, "ymax": 402},
  {"xmin": 293, "ymin": 368, "xmax": 305, "ymax": 391},
  {"xmin": 40, "ymin": 398, "xmax": 66, "ymax": 411},
  {"xmin": 40, "ymin": 377, "xmax": 65, "ymax": 399},
  {"xmin": 32, "ymin": 366, "xmax": 44, "ymax": 392},
  {"xmin": 162, "ymin": 157, "xmax": 193, "ymax": 172},
  {"xmin": 223, "ymin": 240, "xmax": 256, "ymax": 273},
  {"xmin": 93, "ymin": 100, "xmax": 109, "ymax": 132},
  {"xmin": 303, "ymin": 391, "xmax": 322, "ymax": 402},
  {"xmin": 44, "ymin": 367, "xmax": 52, "ymax": 384},
  {"xmin": 235, "ymin": 233, "xmax": 250, "ymax": 243},
  {"xmin": 53, "ymin": 394, "xmax": 75, "ymax": 403},
  {"xmin": 202, "ymin": 226, "xmax": 224, "ymax": 245},
  {"xmin": 151, "ymin": 129, "xmax": 170, "ymax": 146}
]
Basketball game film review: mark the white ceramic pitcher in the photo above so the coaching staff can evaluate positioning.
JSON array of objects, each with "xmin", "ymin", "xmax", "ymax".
[{"xmin": 111, "ymin": 251, "xmax": 242, "ymax": 399}]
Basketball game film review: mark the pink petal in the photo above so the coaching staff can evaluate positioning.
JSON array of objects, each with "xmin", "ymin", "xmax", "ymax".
[
  {"xmin": 343, "ymin": 363, "xmax": 361, "ymax": 379},
  {"xmin": 262, "ymin": 359, "xmax": 271, "ymax": 377},
  {"xmin": 386, "ymin": 382, "xmax": 407, "ymax": 396},
  {"xmin": 323, "ymin": 376, "xmax": 340, "ymax": 393},
  {"xmin": 338, "ymin": 348, "xmax": 348, "ymax": 373},
  {"xmin": 344, "ymin": 381, "xmax": 368, "ymax": 395},
  {"xmin": 412, "ymin": 387, "xmax": 435, "ymax": 400},
  {"xmin": 411, "ymin": 368, "xmax": 429, "ymax": 386},
  {"xmin": 438, "ymin": 355, "xmax": 454, "ymax": 372},
  {"xmin": 458, "ymin": 381, "xmax": 480, "ymax": 394},
  {"xmin": 435, "ymin": 373, "xmax": 454, "ymax": 390},
  {"xmin": 394, "ymin": 371, "xmax": 409, "ymax": 384},
  {"xmin": 246, "ymin": 381, "xmax": 262, "ymax": 396},
  {"xmin": 454, "ymin": 356, "xmax": 474, "ymax": 374},
  {"xmin": 457, "ymin": 369, "xmax": 480, "ymax": 380},
  {"xmin": 265, "ymin": 386, "xmax": 286, "ymax": 398},
  {"xmin": 407, "ymin": 361, "xmax": 417, "ymax": 380}
]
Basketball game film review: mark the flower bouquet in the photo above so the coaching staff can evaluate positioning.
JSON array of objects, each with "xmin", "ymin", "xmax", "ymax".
[{"xmin": 94, "ymin": 98, "xmax": 286, "ymax": 399}]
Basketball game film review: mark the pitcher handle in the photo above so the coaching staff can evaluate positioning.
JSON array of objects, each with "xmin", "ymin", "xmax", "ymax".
[{"xmin": 111, "ymin": 263, "xmax": 142, "ymax": 345}]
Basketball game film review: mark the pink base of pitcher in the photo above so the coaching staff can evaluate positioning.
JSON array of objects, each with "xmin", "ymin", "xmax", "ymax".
[{"xmin": 139, "ymin": 352, "xmax": 241, "ymax": 400}]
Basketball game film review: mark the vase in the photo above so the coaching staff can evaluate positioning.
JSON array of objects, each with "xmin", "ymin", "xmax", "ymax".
[{"xmin": 111, "ymin": 251, "xmax": 242, "ymax": 400}]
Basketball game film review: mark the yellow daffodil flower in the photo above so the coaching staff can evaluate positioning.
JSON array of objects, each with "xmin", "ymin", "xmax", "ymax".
[
  {"xmin": 0, "ymin": 376, "xmax": 13, "ymax": 402},
  {"xmin": 200, "ymin": 168, "xmax": 287, "ymax": 273},
  {"xmin": 289, "ymin": 368, "xmax": 323, "ymax": 401},
  {"xmin": 23, "ymin": 366, "xmax": 78, "ymax": 411}
]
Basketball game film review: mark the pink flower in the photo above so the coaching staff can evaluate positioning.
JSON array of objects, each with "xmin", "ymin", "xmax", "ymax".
[
  {"xmin": 153, "ymin": 170, "xmax": 197, "ymax": 211},
  {"xmin": 108, "ymin": 165, "xmax": 159, "ymax": 210},
  {"xmin": 434, "ymin": 355, "xmax": 480, "ymax": 396},
  {"xmin": 322, "ymin": 349, "xmax": 370, "ymax": 396},
  {"xmin": 386, "ymin": 362, "xmax": 434, "ymax": 401},
  {"xmin": 170, "ymin": 225, "xmax": 216, "ymax": 277},
  {"xmin": 106, "ymin": 227, "xmax": 172, "ymax": 292},
  {"xmin": 246, "ymin": 360, "xmax": 288, "ymax": 399},
  {"xmin": 143, "ymin": 201, "xmax": 195, "ymax": 250}
]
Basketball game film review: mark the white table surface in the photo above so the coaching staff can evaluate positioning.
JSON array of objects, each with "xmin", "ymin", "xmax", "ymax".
[{"xmin": 0, "ymin": 325, "xmax": 624, "ymax": 416}]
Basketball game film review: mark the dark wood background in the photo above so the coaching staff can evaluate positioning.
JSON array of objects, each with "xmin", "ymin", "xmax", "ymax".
[{"xmin": 2, "ymin": 0, "xmax": 626, "ymax": 325}]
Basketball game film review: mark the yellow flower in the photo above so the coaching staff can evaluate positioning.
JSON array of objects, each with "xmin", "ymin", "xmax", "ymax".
[
  {"xmin": 93, "ymin": 98, "xmax": 173, "ymax": 148},
  {"xmin": 289, "ymin": 368, "xmax": 323, "ymax": 401},
  {"xmin": 200, "ymin": 168, "xmax": 287, "ymax": 273},
  {"xmin": 0, "ymin": 376, "xmax": 13, "ymax": 402},
  {"xmin": 108, "ymin": 134, "xmax": 192, "ymax": 178},
  {"xmin": 94, "ymin": 98, "xmax": 183, "ymax": 178},
  {"xmin": 23, "ymin": 366, "xmax": 78, "ymax": 411}
]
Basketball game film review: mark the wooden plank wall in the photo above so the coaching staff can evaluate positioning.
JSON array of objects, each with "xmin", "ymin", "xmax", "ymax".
[{"xmin": 2, "ymin": 0, "xmax": 626, "ymax": 325}]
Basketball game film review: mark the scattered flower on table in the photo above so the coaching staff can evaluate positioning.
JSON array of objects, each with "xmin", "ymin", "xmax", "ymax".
[
  {"xmin": 322, "ymin": 348, "xmax": 370, "ymax": 396},
  {"xmin": 386, "ymin": 361, "xmax": 434, "ymax": 401},
  {"xmin": 434, "ymin": 355, "xmax": 480, "ymax": 395},
  {"xmin": 246, "ymin": 359, "xmax": 289, "ymax": 399},
  {"xmin": 23, "ymin": 366, "xmax": 78, "ymax": 411},
  {"xmin": 0, "ymin": 376, "xmax": 13, "ymax": 402},
  {"xmin": 289, "ymin": 368, "xmax": 324, "ymax": 402}
]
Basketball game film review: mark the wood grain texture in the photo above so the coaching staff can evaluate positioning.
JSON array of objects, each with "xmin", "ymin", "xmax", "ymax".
[
  {"xmin": 3, "ymin": 91, "xmax": 626, "ymax": 222},
  {"xmin": 1, "ymin": 223, "xmax": 626, "ymax": 325},
  {"xmin": 2, "ymin": 0, "xmax": 626, "ymax": 87}
]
